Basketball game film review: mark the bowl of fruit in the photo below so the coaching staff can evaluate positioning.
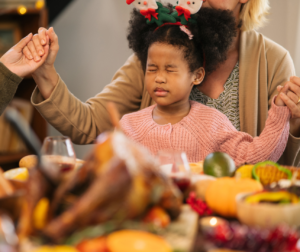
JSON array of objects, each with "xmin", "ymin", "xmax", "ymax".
[{"xmin": 236, "ymin": 191, "xmax": 300, "ymax": 229}]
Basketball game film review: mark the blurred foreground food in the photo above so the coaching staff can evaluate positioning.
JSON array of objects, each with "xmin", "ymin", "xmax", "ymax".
[{"xmin": 17, "ymin": 131, "xmax": 182, "ymax": 243}]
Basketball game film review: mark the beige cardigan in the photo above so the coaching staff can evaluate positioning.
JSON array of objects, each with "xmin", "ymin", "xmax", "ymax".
[{"xmin": 32, "ymin": 30, "xmax": 300, "ymax": 166}]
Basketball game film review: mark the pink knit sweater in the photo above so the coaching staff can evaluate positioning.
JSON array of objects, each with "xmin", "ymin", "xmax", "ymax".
[{"xmin": 120, "ymin": 100, "xmax": 290, "ymax": 165}]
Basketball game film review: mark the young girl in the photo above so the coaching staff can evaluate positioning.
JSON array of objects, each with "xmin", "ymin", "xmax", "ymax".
[{"xmin": 120, "ymin": 5, "xmax": 290, "ymax": 166}]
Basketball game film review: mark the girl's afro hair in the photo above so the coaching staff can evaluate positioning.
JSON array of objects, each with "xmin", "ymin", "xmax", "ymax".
[{"xmin": 127, "ymin": 6, "xmax": 237, "ymax": 75}]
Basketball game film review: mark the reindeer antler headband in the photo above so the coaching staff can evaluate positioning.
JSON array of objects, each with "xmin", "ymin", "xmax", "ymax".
[{"xmin": 126, "ymin": 0, "xmax": 204, "ymax": 39}]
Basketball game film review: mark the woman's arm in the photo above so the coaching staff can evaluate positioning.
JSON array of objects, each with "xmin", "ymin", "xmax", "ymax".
[
  {"xmin": 26, "ymin": 28, "xmax": 146, "ymax": 144},
  {"xmin": 31, "ymin": 54, "xmax": 145, "ymax": 144},
  {"xmin": 25, "ymin": 27, "xmax": 147, "ymax": 144}
]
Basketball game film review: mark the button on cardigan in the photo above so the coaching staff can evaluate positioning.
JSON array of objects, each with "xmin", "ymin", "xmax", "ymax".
[{"xmin": 120, "ymin": 100, "xmax": 290, "ymax": 166}]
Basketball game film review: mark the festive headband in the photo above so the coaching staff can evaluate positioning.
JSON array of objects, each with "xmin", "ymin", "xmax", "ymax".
[
  {"xmin": 126, "ymin": 0, "xmax": 204, "ymax": 27},
  {"xmin": 127, "ymin": 0, "xmax": 206, "ymax": 64}
]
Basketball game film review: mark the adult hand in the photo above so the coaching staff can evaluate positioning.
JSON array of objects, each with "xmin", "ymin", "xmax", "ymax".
[
  {"xmin": 23, "ymin": 27, "xmax": 60, "ymax": 100},
  {"xmin": 0, "ymin": 33, "xmax": 49, "ymax": 78},
  {"xmin": 277, "ymin": 76, "xmax": 300, "ymax": 136}
]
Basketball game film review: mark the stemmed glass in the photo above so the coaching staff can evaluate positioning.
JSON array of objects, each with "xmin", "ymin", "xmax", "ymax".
[
  {"xmin": 157, "ymin": 150, "xmax": 191, "ymax": 193},
  {"xmin": 41, "ymin": 136, "xmax": 76, "ymax": 179}
]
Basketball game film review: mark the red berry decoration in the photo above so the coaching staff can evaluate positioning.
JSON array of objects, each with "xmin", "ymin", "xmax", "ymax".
[
  {"xmin": 202, "ymin": 221, "xmax": 300, "ymax": 252},
  {"xmin": 187, "ymin": 192, "xmax": 213, "ymax": 216}
]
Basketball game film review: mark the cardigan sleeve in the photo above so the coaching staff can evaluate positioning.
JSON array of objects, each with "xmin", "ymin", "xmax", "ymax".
[
  {"xmin": 31, "ymin": 54, "xmax": 145, "ymax": 144},
  {"xmin": 216, "ymin": 99, "xmax": 290, "ymax": 166},
  {"xmin": 0, "ymin": 62, "xmax": 23, "ymax": 116}
]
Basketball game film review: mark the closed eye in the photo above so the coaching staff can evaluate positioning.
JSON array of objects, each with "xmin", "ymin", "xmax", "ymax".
[{"xmin": 166, "ymin": 65, "xmax": 178, "ymax": 72}]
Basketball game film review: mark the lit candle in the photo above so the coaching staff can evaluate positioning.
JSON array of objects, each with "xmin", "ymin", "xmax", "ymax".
[{"xmin": 199, "ymin": 216, "xmax": 227, "ymax": 233}]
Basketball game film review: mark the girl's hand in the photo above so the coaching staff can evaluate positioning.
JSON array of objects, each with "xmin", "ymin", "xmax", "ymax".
[
  {"xmin": 277, "ymin": 76, "xmax": 300, "ymax": 118},
  {"xmin": 0, "ymin": 33, "xmax": 49, "ymax": 77}
]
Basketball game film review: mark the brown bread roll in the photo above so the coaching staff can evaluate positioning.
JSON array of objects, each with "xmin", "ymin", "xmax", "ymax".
[{"xmin": 19, "ymin": 155, "xmax": 38, "ymax": 169}]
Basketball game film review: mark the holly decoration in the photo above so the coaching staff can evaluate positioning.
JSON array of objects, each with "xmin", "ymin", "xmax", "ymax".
[
  {"xmin": 144, "ymin": 2, "xmax": 177, "ymax": 26},
  {"xmin": 187, "ymin": 192, "xmax": 213, "ymax": 216}
]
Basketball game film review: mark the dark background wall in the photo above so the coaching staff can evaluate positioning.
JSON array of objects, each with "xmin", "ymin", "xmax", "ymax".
[{"xmin": 47, "ymin": 0, "xmax": 73, "ymax": 23}]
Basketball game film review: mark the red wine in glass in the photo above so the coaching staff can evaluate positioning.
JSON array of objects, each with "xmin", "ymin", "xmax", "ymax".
[
  {"xmin": 41, "ymin": 136, "xmax": 76, "ymax": 181},
  {"xmin": 42, "ymin": 155, "xmax": 75, "ymax": 173},
  {"xmin": 56, "ymin": 161, "xmax": 75, "ymax": 173},
  {"xmin": 170, "ymin": 173, "xmax": 191, "ymax": 192}
]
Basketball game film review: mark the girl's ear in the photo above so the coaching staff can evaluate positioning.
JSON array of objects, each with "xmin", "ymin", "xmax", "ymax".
[{"xmin": 192, "ymin": 67, "xmax": 205, "ymax": 86}]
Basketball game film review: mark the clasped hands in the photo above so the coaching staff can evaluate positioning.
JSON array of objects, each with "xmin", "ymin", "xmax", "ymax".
[
  {"xmin": 0, "ymin": 27, "xmax": 58, "ymax": 79},
  {"xmin": 276, "ymin": 77, "xmax": 300, "ymax": 136}
]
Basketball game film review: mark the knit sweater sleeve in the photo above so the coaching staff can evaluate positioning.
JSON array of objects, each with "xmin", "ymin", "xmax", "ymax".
[{"xmin": 212, "ymin": 97, "xmax": 290, "ymax": 166}]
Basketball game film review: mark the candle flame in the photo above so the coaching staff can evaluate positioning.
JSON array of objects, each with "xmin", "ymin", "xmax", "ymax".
[{"xmin": 210, "ymin": 217, "xmax": 218, "ymax": 226}]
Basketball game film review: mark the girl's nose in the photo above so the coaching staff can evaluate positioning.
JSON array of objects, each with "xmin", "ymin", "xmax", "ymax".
[
  {"xmin": 187, "ymin": 1, "xmax": 191, "ymax": 4},
  {"xmin": 143, "ymin": 1, "xmax": 147, "ymax": 5},
  {"xmin": 155, "ymin": 74, "xmax": 166, "ymax": 83}
]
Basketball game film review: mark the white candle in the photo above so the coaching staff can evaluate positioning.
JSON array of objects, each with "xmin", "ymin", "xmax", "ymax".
[{"xmin": 200, "ymin": 216, "xmax": 227, "ymax": 233}]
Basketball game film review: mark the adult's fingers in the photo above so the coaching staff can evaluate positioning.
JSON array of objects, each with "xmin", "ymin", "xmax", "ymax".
[
  {"xmin": 280, "ymin": 92, "xmax": 300, "ymax": 118},
  {"xmin": 44, "ymin": 27, "xmax": 59, "ymax": 65},
  {"xmin": 283, "ymin": 81, "xmax": 300, "ymax": 100},
  {"xmin": 38, "ymin": 27, "xmax": 48, "ymax": 46},
  {"xmin": 48, "ymin": 27, "xmax": 59, "ymax": 54},
  {"xmin": 32, "ymin": 34, "xmax": 45, "ymax": 56},
  {"xmin": 27, "ymin": 41, "xmax": 41, "ymax": 62},
  {"xmin": 286, "ymin": 90, "xmax": 299, "ymax": 105},
  {"xmin": 14, "ymin": 33, "xmax": 33, "ymax": 53},
  {"xmin": 22, "ymin": 46, "xmax": 33, "ymax": 60},
  {"xmin": 290, "ymin": 76, "xmax": 300, "ymax": 86}
]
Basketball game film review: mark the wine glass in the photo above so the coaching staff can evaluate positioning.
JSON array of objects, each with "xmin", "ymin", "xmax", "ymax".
[
  {"xmin": 157, "ymin": 150, "xmax": 191, "ymax": 193},
  {"xmin": 41, "ymin": 136, "xmax": 76, "ymax": 179}
]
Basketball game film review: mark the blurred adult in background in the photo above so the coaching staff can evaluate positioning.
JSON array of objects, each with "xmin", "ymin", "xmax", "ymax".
[
  {"xmin": 0, "ymin": 34, "xmax": 49, "ymax": 115},
  {"xmin": 26, "ymin": 0, "xmax": 300, "ymax": 166}
]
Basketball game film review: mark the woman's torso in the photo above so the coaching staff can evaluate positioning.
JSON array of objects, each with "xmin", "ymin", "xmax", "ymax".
[{"xmin": 190, "ymin": 62, "xmax": 240, "ymax": 130}]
